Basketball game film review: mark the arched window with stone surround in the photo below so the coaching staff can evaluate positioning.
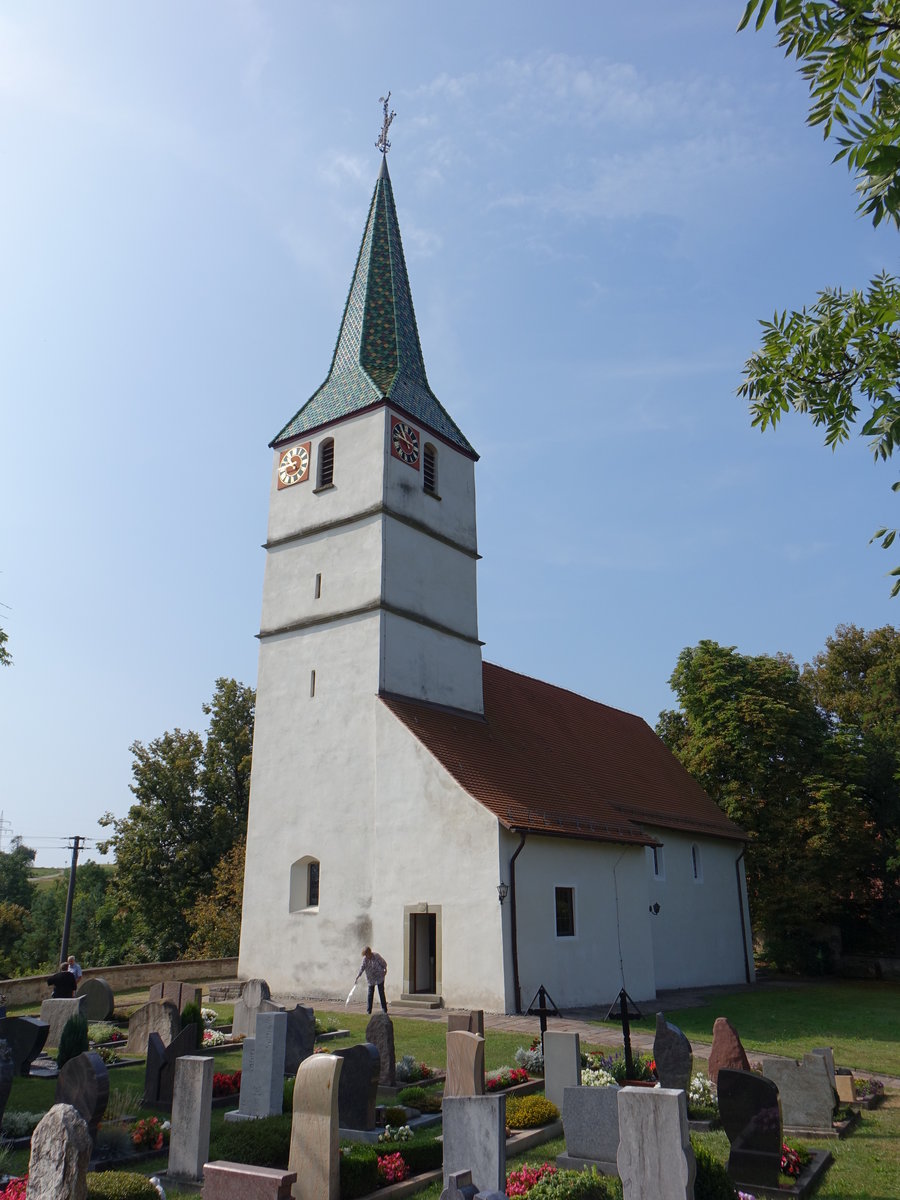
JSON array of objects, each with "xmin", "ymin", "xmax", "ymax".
[{"xmin": 290, "ymin": 855, "xmax": 320, "ymax": 912}]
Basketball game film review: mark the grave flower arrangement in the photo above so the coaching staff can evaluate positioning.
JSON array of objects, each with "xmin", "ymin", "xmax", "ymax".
[
  {"xmin": 377, "ymin": 1124, "xmax": 412, "ymax": 1144},
  {"xmin": 514, "ymin": 1037, "xmax": 544, "ymax": 1075},
  {"xmin": 395, "ymin": 1055, "xmax": 434, "ymax": 1083},
  {"xmin": 780, "ymin": 1141, "xmax": 810, "ymax": 1179},
  {"xmin": 377, "ymin": 1151, "xmax": 409, "ymax": 1184},
  {"xmin": 213, "ymin": 1070, "xmax": 242, "ymax": 1097},
  {"xmin": 581, "ymin": 1065, "xmax": 617, "ymax": 1088},
  {"xmin": 505, "ymin": 1163, "xmax": 557, "ymax": 1196},
  {"xmin": 201, "ymin": 1007, "xmax": 218, "ymax": 1026},
  {"xmin": 203, "ymin": 1029, "xmax": 228, "ymax": 1047},
  {"xmin": 486, "ymin": 1066, "xmax": 529, "ymax": 1092},
  {"xmin": 3, "ymin": 1178, "xmax": 27, "ymax": 1200},
  {"xmin": 130, "ymin": 1117, "xmax": 170, "ymax": 1151},
  {"xmin": 582, "ymin": 1051, "xmax": 656, "ymax": 1085},
  {"xmin": 855, "ymin": 1076, "xmax": 884, "ymax": 1100}
]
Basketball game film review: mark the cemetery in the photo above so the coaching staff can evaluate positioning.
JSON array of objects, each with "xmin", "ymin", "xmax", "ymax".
[{"xmin": 0, "ymin": 976, "xmax": 893, "ymax": 1200}]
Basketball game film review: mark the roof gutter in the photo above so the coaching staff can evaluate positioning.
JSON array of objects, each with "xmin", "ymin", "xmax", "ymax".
[
  {"xmin": 508, "ymin": 831, "xmax": 528, "ymax": 1014},
  {"xmin": 735, "ymin": 846, "xmax": 752, "ymax": 984}
]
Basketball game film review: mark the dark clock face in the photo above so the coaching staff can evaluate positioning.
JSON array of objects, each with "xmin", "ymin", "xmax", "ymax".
[
  {"xmin": 391, "ymin": 419, "xmax": 420, "ymax": 468},
  {"xmin": 277, "ymin": 443, "xmax": 310, "ymax": 488}
]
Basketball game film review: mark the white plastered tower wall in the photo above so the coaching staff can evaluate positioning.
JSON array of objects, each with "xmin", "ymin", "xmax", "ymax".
[{"xmin": 644, "ymin": 828, "xmax": 755, "ymax": 989}]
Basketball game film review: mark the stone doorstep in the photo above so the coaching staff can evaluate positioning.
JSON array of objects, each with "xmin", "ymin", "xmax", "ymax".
[
  {"xmin": 783, "ymin": 1108, "xmax": 861, "ymax": 1140},
  {"xmin": 730, "ymin": 1149, "xmax": 833, "ymax": 1200}
]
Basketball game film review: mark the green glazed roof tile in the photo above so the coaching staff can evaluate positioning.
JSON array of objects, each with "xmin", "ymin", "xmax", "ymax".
[{"xmin": 272, "ymin": 157, "xmax": 477, "ymax": 458}]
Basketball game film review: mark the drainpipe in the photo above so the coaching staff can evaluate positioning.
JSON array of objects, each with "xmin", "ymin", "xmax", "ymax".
[
  {"xmin": 735, "ymin": 846, "xmax": 751, "ymax": 984},
  {"xmin": 508, "ymin": 831, "xmax": 528, "ymax": 1014}
]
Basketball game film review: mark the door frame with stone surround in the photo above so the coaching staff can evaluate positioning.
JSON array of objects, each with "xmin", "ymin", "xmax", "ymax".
[{"xmin": 402, "ymin": 903, "xmax": 442, "ymax": 1000}]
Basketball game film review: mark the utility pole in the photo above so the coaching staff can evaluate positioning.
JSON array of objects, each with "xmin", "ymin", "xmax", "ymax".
[{"xmin": 59, "ymin": 835, "xmax": 82, "ymax": 965}]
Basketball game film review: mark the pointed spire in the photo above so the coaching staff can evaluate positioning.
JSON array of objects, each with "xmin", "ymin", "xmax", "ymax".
[{"xmin": 272, "ymin": 160, "xmax": 476, "ymax": 458}]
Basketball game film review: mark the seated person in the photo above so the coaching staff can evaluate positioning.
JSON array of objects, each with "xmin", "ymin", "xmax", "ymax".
[{"xmin": 46, "ymin": 964, "xmax": 77, "ymax": 998}]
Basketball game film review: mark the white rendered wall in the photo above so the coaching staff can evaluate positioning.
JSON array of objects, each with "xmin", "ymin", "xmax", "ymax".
[
  {"xmin": 372, "ymin": 704, "xmax": 507, "ymax": 1011},
  {"xmin": 644, "ymin": 829, "xmax": 754, "ymax": 989},
  {"xmin": 508, "ymin": 835, "xmax": 657, "ymax": 1007}
]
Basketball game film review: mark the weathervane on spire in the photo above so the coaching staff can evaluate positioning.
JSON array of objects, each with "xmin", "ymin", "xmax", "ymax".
[{"xmin": 376, "ymin": 92, "xmax": 396, "ymax": 155}]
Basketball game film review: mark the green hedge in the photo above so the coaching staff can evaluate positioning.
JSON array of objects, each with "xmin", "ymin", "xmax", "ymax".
[
  {"xmin": 340, "ymin": 1144, "xmax": 378, "ymax": 1199},
  {"xmin": 86, "ymin": 1172, "xmax": 161, "ymax": 1200},
  {"xmin": 208, "ymin": 1114, "xmax": 291, "ymax": 1167},
  {"xmin": 395, "ymin": 1131, "xmax": 442, "ymax": 1174}
]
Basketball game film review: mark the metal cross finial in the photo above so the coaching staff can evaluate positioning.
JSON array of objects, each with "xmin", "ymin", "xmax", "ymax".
[{"xmin": 376, "ymin": 92, "xmax": 396, "ymax": 155}]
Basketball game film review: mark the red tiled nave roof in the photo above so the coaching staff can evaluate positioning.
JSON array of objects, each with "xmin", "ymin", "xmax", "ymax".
[{"xmin": 381, "ymin": 662, "xmax": 744, "ymax": 846}]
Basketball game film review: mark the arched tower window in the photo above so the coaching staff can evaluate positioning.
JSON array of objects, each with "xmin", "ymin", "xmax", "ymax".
[
  {"xmin": 290, "ymin": 855, "xmax": 320, "ymax": 912},
  {"xmin": 423, "ymin": 443, "xmax": 437, "ymax": 495},
  {"xmin": 317, "ymin": 438, "xmax": 335, "ymax": 488}
]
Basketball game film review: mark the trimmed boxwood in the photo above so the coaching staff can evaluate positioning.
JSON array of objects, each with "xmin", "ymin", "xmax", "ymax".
[
  {"xmin": 396, "ymin": 1131, "xmax": 442, "ymax": 1174},
  {"xmin": 86, "ymin": 1172, "xmax": 161, "ymax": 1200},
  {"xmin": 340, "ymin": 1144, "xmax": 378, "ymax": 1199},
  {"xmin": 529, "ymin": 1168, "xmax": 622, "ymax": 1200},
  {"xmin": 57, "ymin": 1013, "xmax": 90, "ymax": 1070},
  {"xmin": 396, "ymin": 1086, "xmax": 428, "ymax": 1107},
  {"xmin": 208, "ymin": 1113, "xmax": 291, "ymax": 1167},
  {"xmin": 383, "ymin": 1105, "xmax": 408, "ymax": 1125}
]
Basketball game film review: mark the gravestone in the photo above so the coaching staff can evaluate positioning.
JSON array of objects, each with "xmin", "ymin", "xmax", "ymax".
[
  {"xmin": 708, "ymin": 1017, "xmax": 751, "ymax": 1085},
  {"xmin": 764, "ymin": 1053, "xmax": 836, "ymax": 1132},
  {"xmin": 365, "ymin": 1013, "xmax": 395, "ymax": 1086},
  {"xmin": 75, "ymin": 978, "xmax": 114, "ymax": 1022},
  {"xmin": 557, "ymin": 1084, "xmax": 619, "ymax": 1174},
  {"xmin": 168, "ymin": 1055, "xmax": 214, "ymax": 1186},
  {"xmin": 144, "ymin": 1026, "xmax": 201, "ymax": 1107},
  {"xmin": 289, "ymin": 1054, "xmax": 342, "ymax": 1200},
  {"xmin": 653, "ymin": 1013, "xmax": 692, "ymax": 1092},
  {"xmin": 334, "ymin": 1043, "xmax": 380, "ymax": 1130},
  {"xmin": 39, "ymin": 997, "xmax": 86, "ymax": 1048},
  {"xmin": 543, "ymin": 1030, "xmax": 581, "ymax": 1111},
  {"xmin": 233, "ymin": 979, "xmax": 277, "ymax": 1038},
  {"xmin": 445, "ymin": 1031, "xmax": 485, "ymax": 1098},
  {"xmin": 27, "ymin": 1104, "xmax": 92, "ymax": 1200},
  {"xmin": 717, "ymin": 1067, "xmax": 782, "ymax": 1189},
  {"xmin": 447, "ymin": 1011, "xmax": 485, "ymax": 1037},
  {"xmin": 284, "ymin": 1004, "xmax": 317, "ymax": 1075},
  {"xmin": 440, "ymin": 1169, "xmax": 479, "ymax": 1200},
  {"xmin": 811, "ymin": 1047, "xmax": 837, "ymax": 1090},
  {"xmin": 835, "ymin": 1071, "xmax": 855, "ymax": 1103},
  {"xmin": 442, "ymin": 1095, "xmax": 507, "ymax": 1194},
  {"xmin": 0, "ymin": 1016, "xmax": 49, "ymax": 1075},
  {"xmin": 126, "ymin": 999, "xmax": 180, "ymax": 1055},
  {"xmin": 617, "ymin": 1086, "xmax": 696, "ymax": 1200},
  {"xmin": 0, "ymin": 1041, "xmax": 14, "ymax": 1129},
  {"xmin": 149, "ymin": 980, "xmax": 202, "ymax": 1013},
  {"xmin": 55, "ymin": 1051, "xmax": 109, "ymax": 1143},
  {"xmin": 232, "ymin": 1010, "xmax": 287, "ymax": 1121}
]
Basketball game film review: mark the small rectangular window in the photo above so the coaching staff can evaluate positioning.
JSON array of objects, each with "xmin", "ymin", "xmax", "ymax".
[
  {"xmin": 318, "ymin": 439, "xmax": 334, "ymax": 488},
  {"xmin": 307, "ymin": 862, "xmax": 320, "ymax": 907},
  {"xmin": 691, "ymin": 844, "xmax": 702, "ymax": 882},
  {"xmin": 651, "ymin": 845, "xmax": 665, "ymax": 880},
  {"xmin": 310, "ymin": 669, "xmax": 316, "ymax": 697},
  {"xmin": 423, "ymin": 444, "xmax": 437, "ymax": 494},
  {"xmin": 555, "ymin": 886, "xmax": 575, "ymax": 937},
  {"xmin": 314, "ymin": 573, "xmax": 322, "ymax": 599}
]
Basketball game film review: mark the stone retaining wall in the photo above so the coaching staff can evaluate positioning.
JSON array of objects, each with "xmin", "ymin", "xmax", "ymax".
[{"xmin": 0, "ymin": 958, "xmax": 239, "ymax": 1007}]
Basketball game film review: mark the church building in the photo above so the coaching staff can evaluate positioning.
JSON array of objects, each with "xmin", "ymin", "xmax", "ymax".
[{"xmin": 238, "ymin": 151, "xmax": 754, "ymax": 1012}]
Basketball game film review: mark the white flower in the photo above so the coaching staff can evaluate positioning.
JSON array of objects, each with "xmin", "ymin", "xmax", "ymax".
[{"xmin": 581, "ymin": 1067, "xmax": 618, "ymax": 1088}]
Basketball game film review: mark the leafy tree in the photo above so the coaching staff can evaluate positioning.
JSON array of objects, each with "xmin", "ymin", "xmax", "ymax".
[
  {"xmin": 0, "ymin": 901, "xmax": 29, "ymax": 977},
  {"xmin": 17, "ymin": 862, "xmax": 135, "ymax": 974},
  {"xmin": 98, "ymin": 679, "xmax": 255, "ymax": 962},
  {"xmin": 0, "ymin": 839, "xmax": 35, "ymax": 910},
  {"xmin": 737, "ymin": 2, "xmax": 900, "ymax": 590},
  {"xmin": 658, "ymin": 639, "xmax": 869, "ymax": 968},
  {"xmin": 0, "ymin": 626, "xmax": 10, "ymax": 668},
  {"xmin": 185, "ymin": 836, "xmax": 246, "ymax": 959}
]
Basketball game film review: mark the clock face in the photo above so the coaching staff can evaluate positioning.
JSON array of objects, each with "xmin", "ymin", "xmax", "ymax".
[
  {"xmin": 391, "ymin": 418, "xmax": 420, "ymax": 468},
  {"xmin": 277, "ymin": 443, "xmax": 310, "ymax": 489}
]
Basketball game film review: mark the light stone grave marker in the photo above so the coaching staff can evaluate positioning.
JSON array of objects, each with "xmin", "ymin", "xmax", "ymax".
[
  {"xmin": 442, "ymin": 1095, "xmax": 507, "ymax": 1195},
  {"xmin": 447, "ymin": 1011, "xmax": 485, "ymax": 1037},
  {"xmin": 167, "ymin": 1055, "xmax": 213, "ymax": 1186},
  {"xmin": 542, "ymin": 1029, "xmax": 580, "ymax": 1111},
  {"xmin": 288, "ymin": 1053, "xmax": 342, "ymax": 1200},
  {"xmin": 27, "ymin": 1103, "xmax": 92, "ymax": 1200},
  {"xmin": 557, "ymin": 1084, "xmax": 619, "ymax": 1174},
  {"xmin": 617, "ymin": 1086, "xmax": 696, "ymax": 1200},
  {"xmin": 228, "ymin": 1010, "xmax": 287, "ymax": 1122},
  {"xmin": 39, "ymin": 997, "xmax": 86, "ymax": 1048},
  {"xmin": 445, "ymin": 1031, "xmax": 485, "ymax": 1098},
  {"xmin": 127, "ymin": 999, "xmax": 181, "ymax": 1056},
  {"xmin": 149, "ymin": 980, "xmax": 202, "ymax": 1013},
  {"xmin": 764, "ymin": 1053, "xmax": 836, "ymax": 1133}
]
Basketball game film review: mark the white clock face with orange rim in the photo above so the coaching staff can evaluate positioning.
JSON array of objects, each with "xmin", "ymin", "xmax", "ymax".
[
  {"xmin": 391, "ymin": 417, "xmax": 420, "ymax": 468},
  {"xmin": 277, "ymin": 442, "xmax": 310, "ymax": 488}
]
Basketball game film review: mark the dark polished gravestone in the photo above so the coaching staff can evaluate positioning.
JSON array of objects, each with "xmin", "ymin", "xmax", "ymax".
[
  {"xmin": 653, "ymin": 1013, "xmax": 693, "ymax": 1092},
  {"xmin": 144, "ymin": 1026, "xmax": 200, "ymax": 1107},
  {"xmin": 717, "ymin": 1068, "xmax": 783, "ymax": 1190},
  {"xmin": 55, "ymin": 1050, "xmax": 110, "ymax": 1144},
  {"xmin": 0, "ymin": 1041, "xmax": 14, "ymax": 1129},
  {"xmin": 366, "ymin": 1013, "xmax": 396, "ymax": 1086},
  {"xmin": 0, "ymin": 1016, "xmax": 49, "ymax": 1076},
  {"xmin": 75, "ymin": 977, "xmax": 115, "ymax": 1022},
  {"xmin": 284, "ymin": 1004, "xmax": 316, "ymax": 1075},
  {"xmin": 335, "ymin": 1043, "xmax": 380, "ymax": 1130}
]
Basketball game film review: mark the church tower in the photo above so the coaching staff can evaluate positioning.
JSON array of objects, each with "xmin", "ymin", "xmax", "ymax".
[{"xmin": 239, "ymin": 150, "xmax": 484, "ymax": 994}]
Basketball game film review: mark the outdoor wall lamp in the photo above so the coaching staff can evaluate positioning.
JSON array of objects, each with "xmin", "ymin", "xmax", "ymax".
[
  {"xmin": 649, "ymin": 902, "xmax": 661, "ymax": 915},
  {"xmin": 497, "ymin": 882, "xmax": 509, "ymax": 904}
]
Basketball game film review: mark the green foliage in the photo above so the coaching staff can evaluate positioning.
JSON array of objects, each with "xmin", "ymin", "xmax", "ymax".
[
  {"xmin": 57, "ymin": 1014, "xmax": 89, "ymax": 1070},
  {"xmin": 691, "ymin": 1139, "xmax": 739, "ymax": 1200},
  {"xmin": 528, "ymin": 1167, "xmax": 622, "ymax": 1200},
  {"xmin": 0, "ymin": 626, "xmax": 11, "ymax": 668},
  {"xmin": 1, "ymin": 1112, "xmax": 43, "ymax": 1138},
  {"xmin": 98, "ymin": 678, "xmax": 255, "ymax": 960},
  {"xmin": 340, "ymin": 1144, "xmax": 378, "ymax": 1200},
  {"xmin": 180, "ymin": 1002, "xmax": 202, "ymax": 1048},
  {"xmin": 395, "ymin": 1132, "xmax": 443, "ymax": 1174},
  {"xmin": 396, "ymin": 1085, "xmax": 428, "ymax": 1107},
  {"xmin": 283, "ymin": 1074, "xmax": 295, "ymax": 1113},
  {"xmin": 736, "ymin": 2, "xmax": 900, "ymax": 589},
  {"xmin": 88, "ymin": 1023, "xmax": 117, "ymax": 1044},
  {"xmin": 85, "ymin": 1172, "xmax": 161, "ymax": 1200},
  {"xmin": 185, "ymin": 836, "xmax": 246, "ymax": 958},
  {"xmin": 0, "ymin": 841, "xmax": 35, "ymax": 910},
  {"xmin": 505, "ymin": 1095, "xmax": 560, "ymax": 1128},
  {"xmin": 208, "ymin": 1113, "xmax": 291, "ymax": 1167},
  {"xmin": 383, "ymin": 1105, "xmax": 408, "ymax": 1124}
]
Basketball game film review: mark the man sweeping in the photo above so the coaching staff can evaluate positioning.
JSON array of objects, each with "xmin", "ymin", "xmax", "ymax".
[{"xmin": 355, "ymin": 946, "xmax": 388, "ymax": 1015}]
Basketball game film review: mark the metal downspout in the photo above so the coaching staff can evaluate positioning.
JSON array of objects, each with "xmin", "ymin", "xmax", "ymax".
[
  {"xmin": 735, "ymin": 846, "xmax": 751, "ymax": 983},
  {"xmin": 509, "ymin": 831, "xmax": 527, "ymax": 1014}
]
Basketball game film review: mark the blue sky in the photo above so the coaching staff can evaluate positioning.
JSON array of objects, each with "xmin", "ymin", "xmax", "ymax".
[{"xmin": 2, "ymin": 2, "xmax": 897, "ymax": 867}]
